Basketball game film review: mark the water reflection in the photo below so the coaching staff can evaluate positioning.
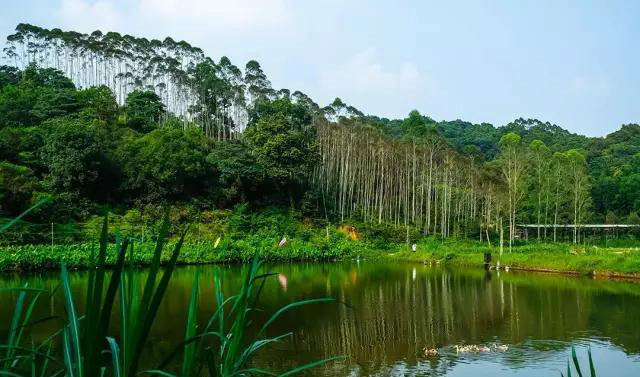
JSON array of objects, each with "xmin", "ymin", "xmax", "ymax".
[{"xmin": 2, "ymin": 263, "xmax": 640, "ymax": 376}]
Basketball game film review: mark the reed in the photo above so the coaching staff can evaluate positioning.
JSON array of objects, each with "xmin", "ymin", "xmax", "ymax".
[{"xmin": 561, "ymin": 346, "xmax": 596, "ymax": 377}]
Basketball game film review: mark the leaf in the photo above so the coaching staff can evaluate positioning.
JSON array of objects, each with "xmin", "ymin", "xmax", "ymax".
[
  {"xmin": 61, "ymin": 263, "xmax": 82, "ymax": 376},
  {"xmin": 257, "ymin": 298, "xmax": 335, "ymax": 338},
  {"xmin": 588, "ymin": 348, "xmax": 596, "ymax": 377},
  {"xmin": 106, "ymin": 337, "xmax": 122, "ymax": 377},
  {"xmin": 277, "ymin": 356, "xmax": 346, "ymax": 377},
  {"xmin": 181, "ymin": 271, "xmax": 199, "ymax": 377},
  {"xmin": 0, "ymin": 196, "xmax": 50, "ymax": 233},
  {"xmin": 572, "ymin": 346, "xmax": 583, "ymax": 377}
]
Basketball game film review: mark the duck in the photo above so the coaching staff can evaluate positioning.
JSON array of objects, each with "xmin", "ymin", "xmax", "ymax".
[
  {"xmin": 423, "ymin": 347, "xmax": 438, "ymax": 356},
  {"xmin": 493, "ymin": 344, "xmax": 509, "ymax": 352},
  {"xmin": 455, "ymin": 344, "xmax": 492, "ymax": 353}
]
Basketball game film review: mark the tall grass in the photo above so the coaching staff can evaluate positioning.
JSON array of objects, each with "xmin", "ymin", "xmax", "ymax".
[{"xmin": 0, "ymin": 211, "xmax": 341, "ymax": 376}]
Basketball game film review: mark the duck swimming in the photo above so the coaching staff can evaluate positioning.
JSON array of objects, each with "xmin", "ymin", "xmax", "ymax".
[
  {"xmin": 423, "ymin": 347, "xmax": 438, "ymax": 356},
  {"xmin": 492, "ymin": 343, "xmax": 509, "ymax": 352}
]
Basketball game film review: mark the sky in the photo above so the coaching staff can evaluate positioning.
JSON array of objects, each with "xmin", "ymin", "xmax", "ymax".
[{"xmin": 1, "ymin": 0, "xmax": 639, "ymax": 137}]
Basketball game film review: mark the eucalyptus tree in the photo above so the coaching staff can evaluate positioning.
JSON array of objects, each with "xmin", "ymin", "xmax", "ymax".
[
  {"xmin": 550, "ymin": 152, "xmax": 568, "ymax": 241},
  {"xmin": 498, "ymin": 132, "xmax": 525, "ymax": 250},
  {"xmin": 188, "ymin": 58, "xmax": 231, "ymax": 139},
  {"xmin": 244, "ymin": 60, "xmax": 274, "ymax": 106},
  {"xmin": 314, "ymin": 114, "xmax": 494, "ymax": 239},
  {"xmin": 528, "ymin": 139, "xmax": 551, "ymax": 239},
  {"xmin": 322, "ymin": 97, "xmax": 363, "ymax": 122},
  {"xmin": 564, "ymin": 149, "xmax": 591, "ymax": 243},
  {"xmin": 217, "ymin": 56, "xmax": 247, "ymax": 135},
  {"xmin": 3, "ymin": 23, "xmax": 206, "ymax": 121}
]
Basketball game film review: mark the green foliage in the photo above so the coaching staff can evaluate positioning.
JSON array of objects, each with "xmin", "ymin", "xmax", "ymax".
[
  {"xmin": 77, "ymin": 85, "xmax": 119, "ymax": 124},
  {"xmin": 40, "ymin": 118, "xmax": 110, "ymax": 216},
  {"xmin": 0, "ymin": 64, "xmax": 79, "ymax": 128},
  {"xmin": 0, "ymin": 64, "xmax": 20, "ymax": 87},
  {"xmin": 589, "ymin": 124, "xmax": 640, "ymax": 218},
  {"xmin": 206, "ymin": 141, "xmax": 264, "ymax": 204},
  {"xmin": 499, "ymin": 131, "xmax": 522, "ymax": 147},
  {"xmin": 116, "ymin": 127, "xmax": 213, "ymax": 203},
  {"xmin": 124, "ymin": 89, "xmax": 165, "ymax": 132},
  {"xmin": 245, "ymin": 98, "xmax": 318, "ymax": 189},
  {"xmin": 0, "ymin": 161, "xmax": 40, "ymax": 215}
]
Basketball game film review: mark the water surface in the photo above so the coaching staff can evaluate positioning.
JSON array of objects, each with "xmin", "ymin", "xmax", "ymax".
[{"xmin": 1, "ymin": 262, "xmax": 640, "ymax": 376}]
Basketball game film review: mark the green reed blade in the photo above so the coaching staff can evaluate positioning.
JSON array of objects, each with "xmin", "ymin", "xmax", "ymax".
[
  {"xmin": 572, "ymin": 346, "xmax": 583, "ymax": 377},
  {"xmin": 181, "ymin": 270, "xmax": 199, "ymax": 377},
  {"xmin": 588, "ymin": 348, "xmax": 596, "ymax": 377},
  {"xmin": 277, "ymin": 356, "xmax": 347, "ymax": 377},
  {"xmin": 61, "ymin": 264, "xmax": 82, "ymax": 377},
  {"xmin": 106, "ymin": 337, "xmax": 122, "ymax": 377}
]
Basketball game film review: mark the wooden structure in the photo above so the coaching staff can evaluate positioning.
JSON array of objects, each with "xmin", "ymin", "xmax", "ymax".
[{"xmin": 516, "ymin": 224, "xmax": 639, "ymax": 241}]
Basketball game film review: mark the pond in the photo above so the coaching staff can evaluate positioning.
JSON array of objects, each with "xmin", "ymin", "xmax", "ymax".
[{"xmin": 1, "ymin": 262, "xmax": 640, "ymax": 376}]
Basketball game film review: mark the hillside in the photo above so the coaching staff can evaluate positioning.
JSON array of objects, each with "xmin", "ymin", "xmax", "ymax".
[{"xmin": 1, "ymin": 24, "xmax": 639, "ymax": 246}]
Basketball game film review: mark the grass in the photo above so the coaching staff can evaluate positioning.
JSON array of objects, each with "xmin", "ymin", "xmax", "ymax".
[
  {"xmin": 0, "ymin": 212, "xmax": 342, "ymax": 376},
  {"xmin": 386, "ymin": 237, "xmax": 640, "ymax": 276},
  {"xmin": 0, "ymin": 237, "xmax": 356, "ymax": 271},
  {"xmin": 1, "ymin": 204, "xmax": 639, "ymax": 275},
  {"xmin": 1, "ymin": 233, "xmax": 640, "ymax": 276}
]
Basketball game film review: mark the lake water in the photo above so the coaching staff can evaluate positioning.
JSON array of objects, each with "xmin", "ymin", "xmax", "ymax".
[{"xmin": 1, "ymin": 262, "xmax": 640, "ymax": 376}]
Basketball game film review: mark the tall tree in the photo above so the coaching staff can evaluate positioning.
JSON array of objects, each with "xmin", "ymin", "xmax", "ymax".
[
  {"xmin": 498, "ymin": 132, "xmax": 525, "ymax": 250},
  {"xmin": 528, "ymin": 139, "xmax": 551, "ymax": 239},
  {"xmin": 565, "ymin": 149, "xmax": 590, "ymax": 243},
  {"xmin": 244, "ymin": 98, "xmax": 317, "ymax": 207}
]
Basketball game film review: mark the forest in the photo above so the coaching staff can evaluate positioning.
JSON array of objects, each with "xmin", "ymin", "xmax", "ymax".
[{"xmin": 1, "ymin": 23, "xmax": 640, "ymax": 248}]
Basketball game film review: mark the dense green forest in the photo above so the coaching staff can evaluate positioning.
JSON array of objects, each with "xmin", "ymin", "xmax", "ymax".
[{"xmin": 1, "ymin": 23, "xmax": 639, "ymax": 246}]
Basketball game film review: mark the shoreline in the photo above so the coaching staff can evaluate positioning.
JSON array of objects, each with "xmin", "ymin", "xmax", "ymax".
[{"xmin": 1, "ymin": 239, "xmax": 640, "ymax": 281}]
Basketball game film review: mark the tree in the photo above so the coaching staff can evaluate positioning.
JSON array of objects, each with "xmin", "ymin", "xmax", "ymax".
[
  {"xmin": 0, "ymin": 64, "xmax": 80, "ymax": 127},
  {"xmin": 564, "ymin": 149, "xmax": 590, "ymax": 243},
  {"xmin": 124, "ymin": 90, "xmax": 165, "ymax": 133},
  {"xmin": 0, "ymin": 162, "xmax": 39, "ymax": 215},
  {"xmin": 116, "ymin": 127, "xmax": 212, "ymax": 203},
  {"xmin": 244, "ymin": 98, "xmax": 317, "ymax": 207},
  {"xmin": 498, "ymin": 132, "xmax": 525, "ymax": 250},
  {"xmin": 0, "ymin": 65, "xmax": 20, "ymax": 87},
  {"xmin": 78, "ymin": 85, "xmax": 118, "ymax": 124},
  {"xmin": 40, "ymin": 119, "xmax": 107, "ymax": 216},
  {"xmin": 528, "ymin": 139, "xmax": 551, "ymax": 239},
  {"xmin": 206, "ymin": 141, "xmax": 264, "ymax": 204},
  {"xmin": 550, "ymin": 152, "xmax": 568, "ymax": 242},
  {"xmin": 244, "ymin": 60, "xmax": 274, "ymax": 105}
]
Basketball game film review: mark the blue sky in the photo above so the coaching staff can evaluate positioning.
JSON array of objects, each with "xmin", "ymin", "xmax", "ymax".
[{"xmin": 1, "ymin": 0, "xmax": 638, "ymax": 136}]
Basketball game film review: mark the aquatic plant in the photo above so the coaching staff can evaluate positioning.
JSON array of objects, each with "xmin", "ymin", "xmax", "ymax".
[{"xmin": 561, "ymin": 346, "xmax": 596, "ymax": 377}]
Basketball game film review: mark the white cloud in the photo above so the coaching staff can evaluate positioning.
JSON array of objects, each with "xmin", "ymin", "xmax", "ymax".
[
  {"xmin": 137, "ymin": 0, "xmax": 290, "ymax": 33},
  {"xmin": 53, "ymin": 0, "xmax": 291, "ymax": 41},
  {"xmin": 320, "ymin": 48, "xmax": 430, "ymax": 117},
  {"xmin": 55, "ymin": 0, "xmax": 122, "ymax": 32}
]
